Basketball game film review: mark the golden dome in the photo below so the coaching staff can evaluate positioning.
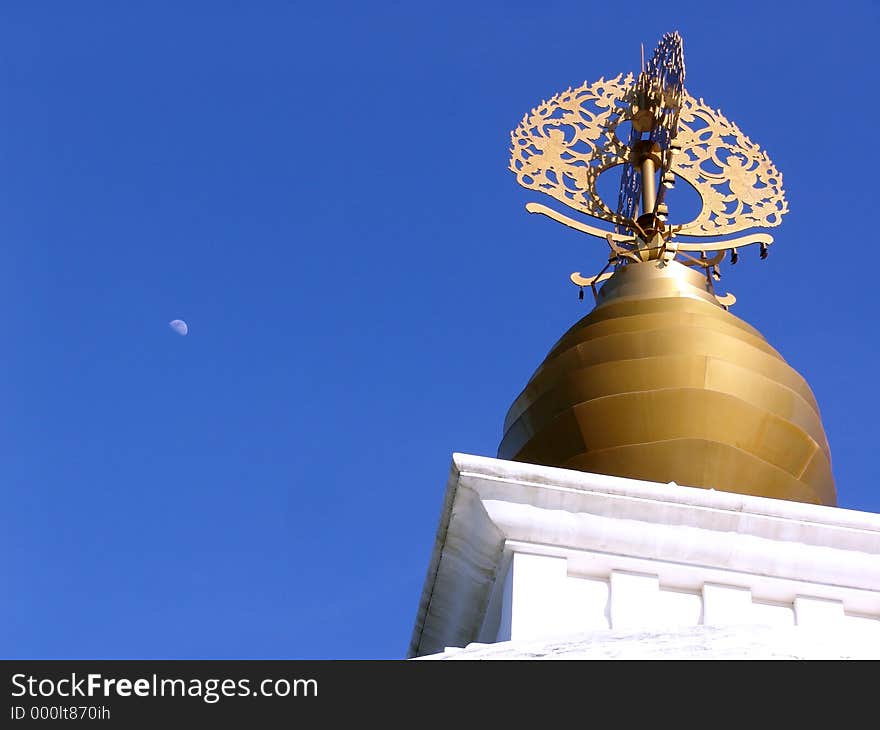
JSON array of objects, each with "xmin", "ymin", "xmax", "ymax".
[{"xmin": 498, "ymin": 260, "xmax": 836, "ymax": 506}]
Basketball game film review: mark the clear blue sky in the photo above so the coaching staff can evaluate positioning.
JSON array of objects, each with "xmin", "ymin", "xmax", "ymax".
[{"xmin": 2, "ymin": 1, "xmax": 878, "ymax": 659}]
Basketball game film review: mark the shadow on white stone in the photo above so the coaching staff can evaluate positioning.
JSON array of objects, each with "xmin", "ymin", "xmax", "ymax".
[{"xmin": 414, "ymin": 625, "xmax": 880, "ymax": 660}]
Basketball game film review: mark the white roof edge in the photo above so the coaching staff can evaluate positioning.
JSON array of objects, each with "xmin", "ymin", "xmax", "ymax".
[
  {"xmin": 451, "ymin": 452, "xmax": 880, "ymax": 533},
  {"xmin": 409, "ymin": 453, "xmax": 880, "ymax": 657}
]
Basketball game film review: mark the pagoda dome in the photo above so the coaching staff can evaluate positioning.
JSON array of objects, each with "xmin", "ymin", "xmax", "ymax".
[{"xmin": 497, "ymin": 259, "xmax": 836, "ymax": 506}]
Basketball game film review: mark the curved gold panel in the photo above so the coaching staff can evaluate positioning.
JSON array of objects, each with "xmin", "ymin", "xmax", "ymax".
[
  {"xmin": 517, "ymin": 326, "xmax": 820, "ymax": 418},
  {"xmin": 503, "ymin": 389, "xmax": 824, "ymax": 477},
  {"xmin": 501, "ymin": 357, "xmax": 830, "ymax": 454},
  {"xmin": 562, "ymin": 441, "xmax": 830, "ymax": 505},
  {"xmin": 498, "ymin": 260, "xmax": 836, "ymax": 506},
  {"xmin": 542, "ymin": 310, "xmax": 783, "ymax": 361},
  {"xmin": 565, "ymin": 296, "xmax": 767, "ymax": 340}
]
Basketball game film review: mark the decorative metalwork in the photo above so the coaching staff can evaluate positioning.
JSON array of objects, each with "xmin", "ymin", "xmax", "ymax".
[
  {"xmin": 509, "ymin": 74, "xmax": 634, "ymax": 227},
  {"xmin": 616, "ymin": 33, "xmax": 685, "ymax": 229},
  {"xmin": 501, "ymin": 34, "xmax": 835, "ymax": 509},
  {"xmin": 508, "ymin": 32, "xmax": 788, "ymax": 305},
  {"xmin": 673, "ymin": 94, "xmax": 788, "ymax": 235}
]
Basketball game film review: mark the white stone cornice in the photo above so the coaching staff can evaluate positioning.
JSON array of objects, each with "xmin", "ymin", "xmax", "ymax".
[{"xmin": 409, "ymin": 453, "xmax": 880, "ymax": 657}]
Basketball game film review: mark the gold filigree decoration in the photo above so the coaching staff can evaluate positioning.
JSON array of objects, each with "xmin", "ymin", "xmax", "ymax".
[
  {"xmin": 672, "ymin": 94, "xmax": 787, "ymax": 236},
  {"xmin": 509, "ymin": 74, "xmax": 633, "ymax": 228},
  {"xmin": 509, "ymin": 78, "xmax": 788, "ymax": 239}
]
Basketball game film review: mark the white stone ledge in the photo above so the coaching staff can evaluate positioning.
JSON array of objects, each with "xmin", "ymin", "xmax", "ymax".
[
  {"xmin": 454, "ymin": 453, "xmax": 880, "ymax": 537},
  {"xmin": 415, "ymin": 625, "xmax": 880, "ymax": 660},
  {"xmin": 408, "ymin": 453, "xmax": 880, "ymax": 658}
]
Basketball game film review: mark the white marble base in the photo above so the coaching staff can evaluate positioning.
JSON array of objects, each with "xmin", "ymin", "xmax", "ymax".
[
  {"xmin": 415, "ymin": 624, "xmax": 880, "ymax": 660},
  {"xmin": 409, "ymin": 454, "xmax": 880, "ymax": 658}
]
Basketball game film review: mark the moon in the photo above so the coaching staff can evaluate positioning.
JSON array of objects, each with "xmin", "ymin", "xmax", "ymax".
[{"xmin": 169, "ymin": 319, "xmax": 188, "ymax": 336}]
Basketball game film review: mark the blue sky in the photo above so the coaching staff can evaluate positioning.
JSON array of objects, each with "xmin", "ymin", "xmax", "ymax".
[{"xmin": 2, "ymin": 1, "xmax": 878, "ymax": 659}]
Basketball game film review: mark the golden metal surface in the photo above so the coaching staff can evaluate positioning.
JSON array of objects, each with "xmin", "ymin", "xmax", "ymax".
[
  {"xmin": 500, "ymin": 34, "xmax": 835, "ymax": 506},
  {"xmin": 508, "ymin": 35, "xmax": 788, "ymax": 297},
  {"xmin": 509, "ymin": 78, "xmax": 787, "ymax": 240},
  {"xmin": 570, "ymin": 271, "xmax": 614, "ymax": 288},
  {"xmin": 497, "ymin": 261, "xmax": 837, "ymax": 506},
  {"xmin": 673, "ymin": 95, "xmax": 787, "ymax": 236},
  {"xmin": 510, "ymin": 74, "xmax": 636, "ymax": 227},
  {"xmin": 525, "ymin": 202, "xmax": 633, "ymax": 241}
]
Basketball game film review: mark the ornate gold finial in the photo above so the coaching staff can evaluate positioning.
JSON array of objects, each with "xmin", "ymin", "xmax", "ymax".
[{"xmin": 509, "ymin": 32, "xmax": 786, "ymax": 305}]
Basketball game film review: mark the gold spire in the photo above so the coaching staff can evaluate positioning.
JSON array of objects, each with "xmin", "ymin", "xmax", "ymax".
[
  {"xmin": 508, "ymin": 32, "xmax": 785, "ymax": 302},
  {"xmin": 501, "ymin": 34, "xmax": 835, "ymax": 506}
]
